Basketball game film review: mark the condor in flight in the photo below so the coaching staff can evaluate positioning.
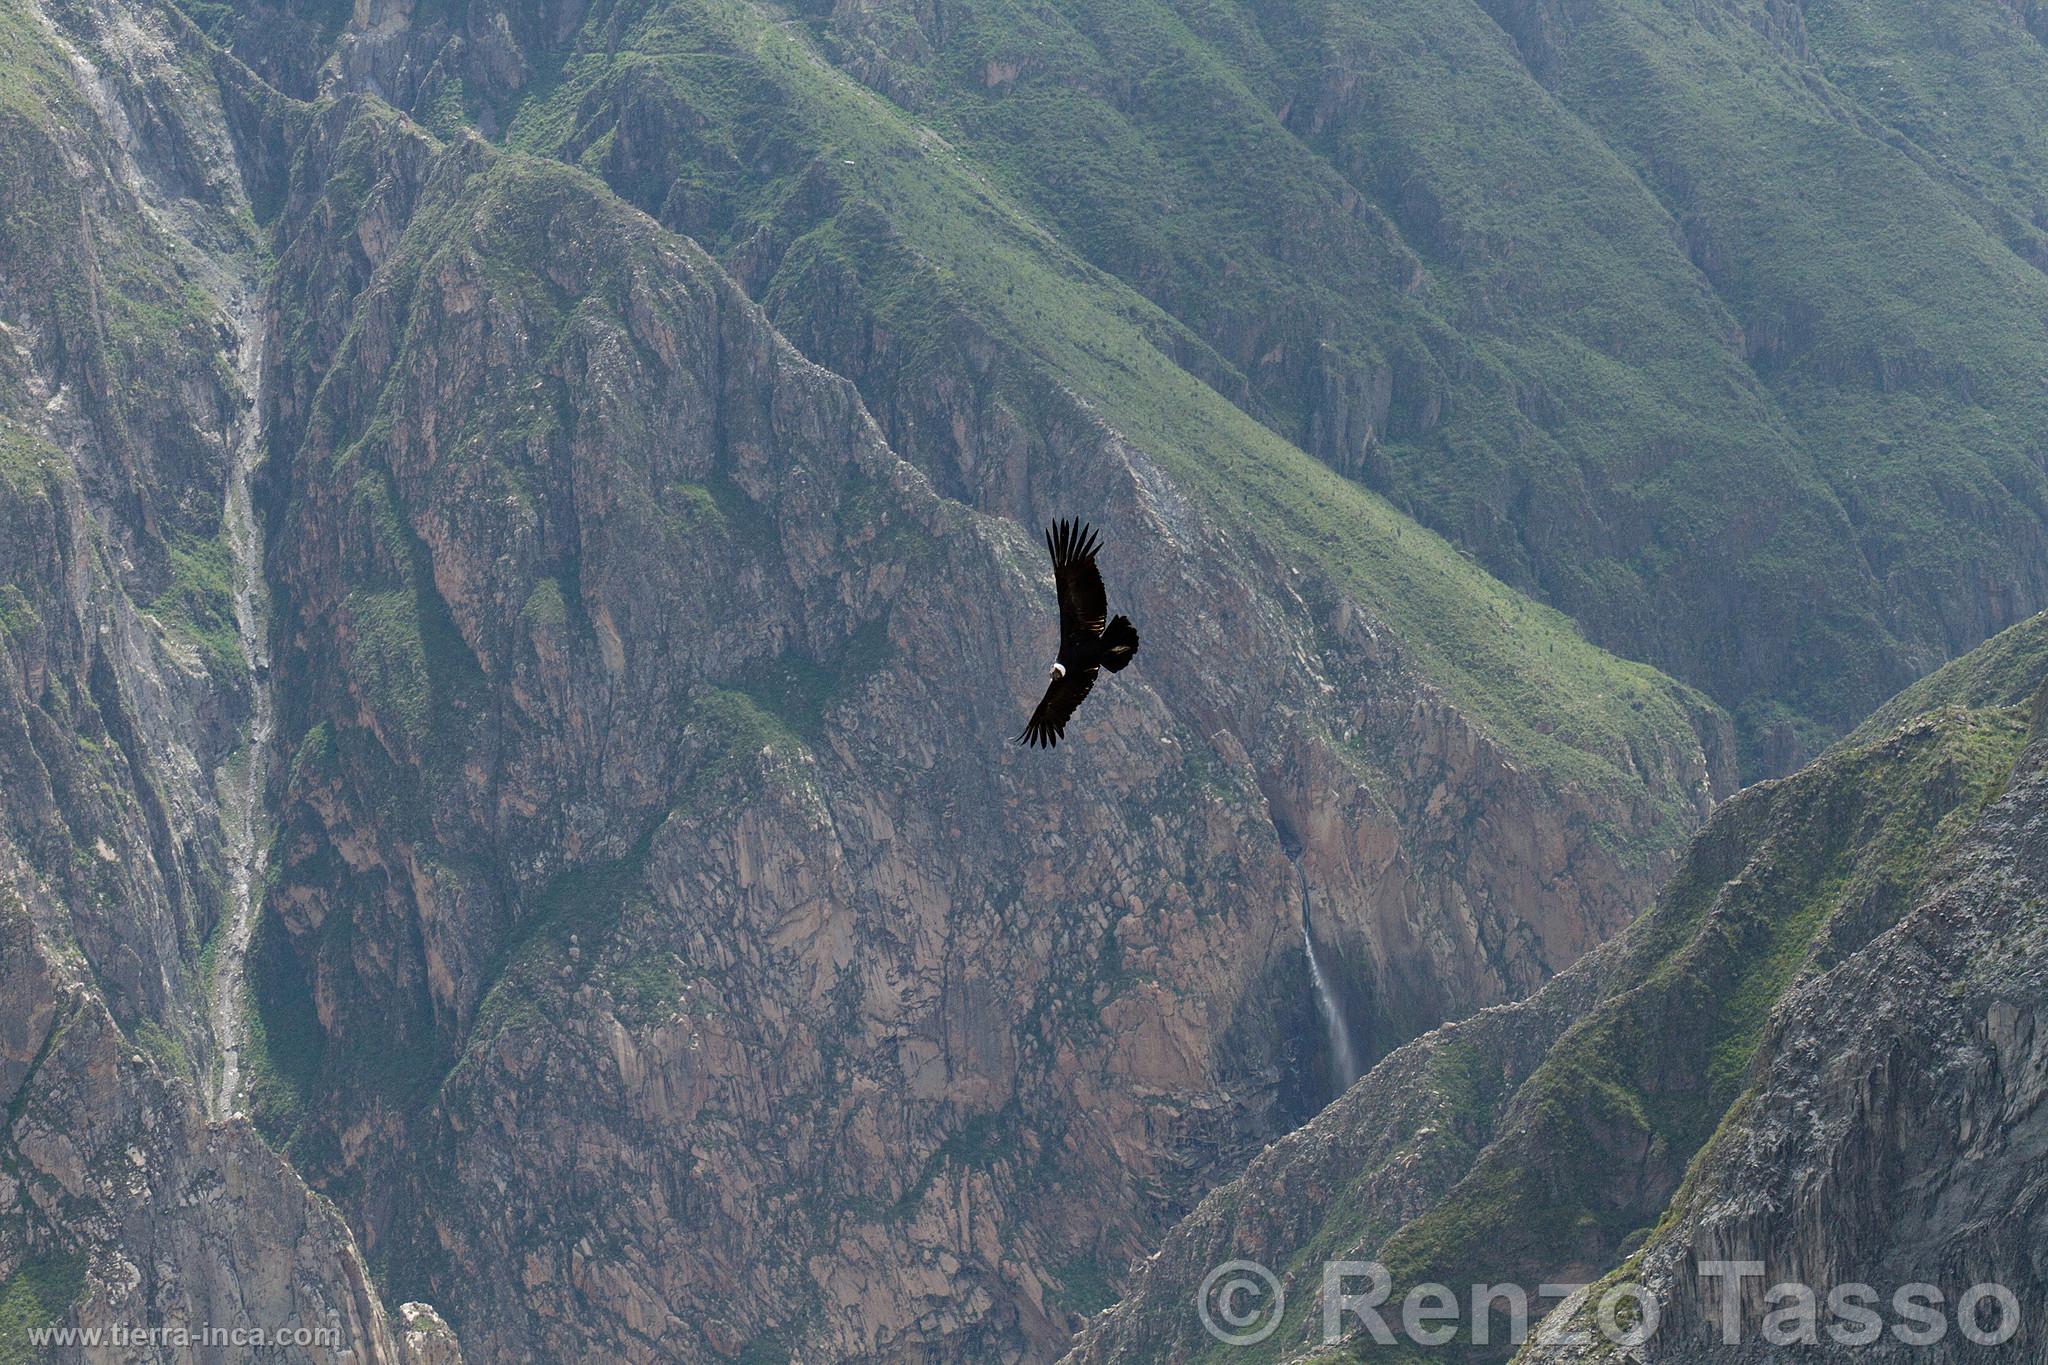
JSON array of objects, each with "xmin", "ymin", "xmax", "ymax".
[{"xmin": 1016, "ymin": 519, "xmax": 1140, "ymax": 748}]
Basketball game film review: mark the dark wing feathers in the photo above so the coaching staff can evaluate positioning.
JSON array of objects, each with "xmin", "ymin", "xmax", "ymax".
[
  {"xmin": 1016, "ymin": 666, "xmax": 1098, "ymax": 748},
  {"xmin": 1017, "ymin": 519, "xmax": 1125, "ymax": 748},
  {"xmin": 1048, "ymin": 517, "xmax": 1109, "ymax": 643}
]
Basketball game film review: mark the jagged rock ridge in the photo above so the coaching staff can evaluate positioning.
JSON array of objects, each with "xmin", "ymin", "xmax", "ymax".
[{"xmin": 1069, "ymin": 614, "xmax": 2048, "ymax": 1364}]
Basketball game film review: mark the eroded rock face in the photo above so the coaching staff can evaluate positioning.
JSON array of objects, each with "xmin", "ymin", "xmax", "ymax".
[
  {"xmin": 244, "ymin": 92, "xmax": 1728, "ymax": 1363},
  {"xmin": 1526, "ymin": 681, "xmax": 2048, "ymax": 1363},
  {"xmin": 0, "ymin": 0, "xmax": 447, "ymax": 1356}
]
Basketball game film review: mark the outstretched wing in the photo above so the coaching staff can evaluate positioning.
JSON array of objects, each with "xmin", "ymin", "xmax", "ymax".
[
  {"xmin": 1016, "ymin": 667, "xmax": 1099, "ymax": 748},
  {"xmin": 1047, "ymin": 518, "xmax": 1108, "ymax": 646}
]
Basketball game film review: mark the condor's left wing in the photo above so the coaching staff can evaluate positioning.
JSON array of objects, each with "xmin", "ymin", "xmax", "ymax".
[{"xmin": 1016, "ymin": 666, "xmax": 1098, "ymax": 748}]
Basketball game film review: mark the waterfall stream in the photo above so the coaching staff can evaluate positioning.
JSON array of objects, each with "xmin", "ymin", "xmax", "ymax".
[{"xmin": 1296, "ymin": 864, "xmax": 1361, "ymax": 1095}]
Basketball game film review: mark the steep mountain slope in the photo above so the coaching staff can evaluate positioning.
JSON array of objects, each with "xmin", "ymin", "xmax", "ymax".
[
  {"xmin": 4, "ymin": 0, "xmax": 2040, "ymax": 1359},
  {"xmin": 0, "ymin": 0, "xmax": 425, "ymax": 1355},
  {"xmin": 237, "ymin": 91, "xmax": 1724, "ymax": 1362},
  {"xmin": 0, "ymin": 0, "xmax": 1739, "ymax": 1355},
  {"xmin": 1466, "ymin": 0, "xmax": 2048, "ymax": 762},
  {"xmin": 796, "ymin": 0, "xmax": 1912, "ymax": 768},
  {"xmin": 1069, "ymin": 612, "xmax": 2048, "ymax": 1363},
  {"xmin": 271, "ymin": 0, "xmax": 2048, "ymax": 770},
  {"xmin": 1525, "ymin": 656, "xmax": 2048, "ymax": 1362}
]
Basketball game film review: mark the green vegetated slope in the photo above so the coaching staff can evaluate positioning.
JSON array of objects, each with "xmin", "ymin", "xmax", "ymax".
[
  {"xmin": 780, "ymin": 0, "xmax": 2046, "ymax": 771},
  {"xmin": 1797, "ymin": 0, "xmax": 2048, "ymax": 269},
  {"xmin": 794, "ymin": 0, "xmax": 1874, "ymax": 767},
  {"xmin": 267, "ymin": 0, "xmax": 2048, "ymax": 773},
  {"xmin": 1369, "ymin": 706, "xmax": 2023, "ymax": 1364},
  {"xmin": 1848, "ymin": 609, "xmax": 2048, "ymax": 746},
  {"xmin": 0, "ymin": 1252, "xmax": 85, "ymax": 1364},
  {"xmin": 1069, "ymin": 612, "xmax": 2046, "ymax": 1364},
  {"xmin": 1463, "ymin": 0, "xmax": 2048, "ymax": 756},
  {"xmin": 1352, "ymin": 660, "xmax": 2036, "ymax": 1360},
  {"xmin": 1370, "ymin": 711, "xmax": 2023, "ymax": 1321},
  {"xmin": 469, "ymin": 0, "xmax": 1726, "ymax": 833}
]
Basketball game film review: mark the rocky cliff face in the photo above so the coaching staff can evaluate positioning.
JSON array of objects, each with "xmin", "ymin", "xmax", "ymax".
[
  {"xmin": 0, "ymin": 0, "xmax": 438, "ymax": 1356},
  {"xmin": 236, "ymin": 95, "xmax": 1725, "ymax": 1362},
  {"xmin": 1069, "ymin": 615, "xmax": 2048, "ymax": 1364}
]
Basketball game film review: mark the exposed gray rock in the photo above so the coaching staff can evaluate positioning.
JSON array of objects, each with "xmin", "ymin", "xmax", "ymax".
[
  {"xmin": 1525, "ymin": 678, "xmax": 2048, "ymax": 1362},
  {"xmin": 0, "ymin": 0, "xmax": 450, "ymax": 1355}
]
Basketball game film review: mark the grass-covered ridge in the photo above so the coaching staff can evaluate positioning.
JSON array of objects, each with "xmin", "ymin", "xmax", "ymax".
[
  {"xmin": 1849, "ymin": 610, "xmax": 2048, "ymax": 747},
  {"xmin": 492, "ymin": 0, "xmax": 1722, "ymax": 832},
  {"xmin": 1365, "ymin": 702, "xmax": 2026, "ymax": 1344}
]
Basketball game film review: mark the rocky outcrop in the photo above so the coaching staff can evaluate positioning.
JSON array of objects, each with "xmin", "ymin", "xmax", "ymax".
[
  {"xmin": 1069, "ymin": 617, "xmax": 2047, "ymax": 1363},
  {"xmin": 1526, "ymin": 660, "xmax": 2048, "ymax": 1361},
  {"xmin": 0, "ymin": 0, "xmax": 446, "ymax": 1355},
  {"xmin": 236, "ymin": 83, "xmax": 1729, "ymax": 1363}
]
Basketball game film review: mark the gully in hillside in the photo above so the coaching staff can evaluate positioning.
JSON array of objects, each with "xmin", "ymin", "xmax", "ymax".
[{"xmin": 1016, "ymin": 519, "xmax": 1141, "ymax": 749}]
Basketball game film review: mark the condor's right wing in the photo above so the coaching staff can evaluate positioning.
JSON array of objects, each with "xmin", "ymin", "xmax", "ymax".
[{"xmin": 1047, "ymin": 518, "xmax": 1108, "ymax": 647}]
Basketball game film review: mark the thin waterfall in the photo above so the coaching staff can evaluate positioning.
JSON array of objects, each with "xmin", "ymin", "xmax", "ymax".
[{"xmin": 1297, "ymin": 864, "xmax": 1361, "ymax": 1095}]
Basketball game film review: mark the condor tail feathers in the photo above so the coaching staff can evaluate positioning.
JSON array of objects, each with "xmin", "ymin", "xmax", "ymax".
[{"xmin": 1101, "ymin": 615, "xmax": 1139, "ymax": 672}]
